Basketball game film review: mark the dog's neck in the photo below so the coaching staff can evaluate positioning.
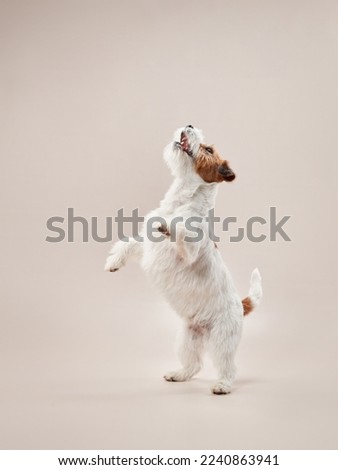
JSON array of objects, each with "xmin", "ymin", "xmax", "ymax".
[{"xmin": 160, "ymin": 177, "xmax": 218, "ymax": 217}]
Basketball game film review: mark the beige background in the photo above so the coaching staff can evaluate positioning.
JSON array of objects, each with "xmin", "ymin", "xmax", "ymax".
[{"xmin": 1, "ymin": 0, "xmax": 338, "ymax": 450}]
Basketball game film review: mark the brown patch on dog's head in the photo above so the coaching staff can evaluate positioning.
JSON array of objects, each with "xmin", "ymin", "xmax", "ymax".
[{"xmin": 194, "ymin": 144, "xmax": 236, "ymax": 183}]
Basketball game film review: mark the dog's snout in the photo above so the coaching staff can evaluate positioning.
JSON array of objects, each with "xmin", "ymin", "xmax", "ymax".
[{"xmin": 187, "ymin": 125, "xmax": 194, "ymax": 129}]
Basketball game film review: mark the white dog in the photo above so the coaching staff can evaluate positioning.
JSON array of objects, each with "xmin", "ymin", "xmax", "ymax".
[{"xmin": 105, "ymin": 125, "xmax": 262, "ymax": 394}]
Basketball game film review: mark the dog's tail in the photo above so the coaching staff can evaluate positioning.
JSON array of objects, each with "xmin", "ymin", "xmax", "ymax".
[{"xmin": 242, "ymin": 268, "xmax": 262, "ymax": 316}]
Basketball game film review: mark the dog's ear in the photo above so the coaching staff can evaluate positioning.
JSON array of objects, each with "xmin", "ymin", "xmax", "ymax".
[{"xmin": 218, "ymin": 161, "xmax": 236, "ymax": 182}]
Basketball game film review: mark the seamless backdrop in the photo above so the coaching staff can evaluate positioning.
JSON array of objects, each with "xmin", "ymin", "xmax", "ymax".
[{"xmin": 1, "ymin": 0, "xmax": 338, "ymax": 449}]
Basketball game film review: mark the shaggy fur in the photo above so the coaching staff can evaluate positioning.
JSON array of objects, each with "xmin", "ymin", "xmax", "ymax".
[{"xmin": 105, "ymin": 125, "xmax": 262, "ymax": 394}]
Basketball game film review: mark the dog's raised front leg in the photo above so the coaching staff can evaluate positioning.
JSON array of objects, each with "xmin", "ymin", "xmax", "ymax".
[
  {"xmin": 164, "ymin": 323, "xmax": 205, "ymax": 382},
  {"xmin": 104, "ymin": 238, "xmax": 143, "ymax": 272},
  {"xmin": 174, "ymin": 222, "xmax": 202, "ymax": 265},
  {"xmin": 157, "ymin": 221, "xmax": 202, "ymax": 266}
]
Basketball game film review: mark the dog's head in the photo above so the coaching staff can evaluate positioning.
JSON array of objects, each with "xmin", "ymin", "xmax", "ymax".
[{"xmin": 164, "ymin": 125, "xmax": 235, "ymax": 184}]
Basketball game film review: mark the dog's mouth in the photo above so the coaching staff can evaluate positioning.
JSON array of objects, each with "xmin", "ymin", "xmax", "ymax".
[{"xmin": 176, "ymin": 131, "xmax": 193, "ymax": 157}]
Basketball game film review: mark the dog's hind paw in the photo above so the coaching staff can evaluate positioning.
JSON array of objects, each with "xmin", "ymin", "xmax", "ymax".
[
  {"xmin": 211, "ymin": 381, "xmax": 232, "ymax": 395},
  {"xmin": 164, "ymin": 369, "xmax": 192, "ymax": 382}
]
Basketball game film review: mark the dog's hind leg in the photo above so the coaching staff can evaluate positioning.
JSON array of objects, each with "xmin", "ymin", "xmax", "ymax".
[
  {"xmin": 104, "ymin": 237, "xmax": 143, "ymax": 272},
  {"xmin": 164, "ymin": 323, "xmax": 205, "ymax": 382},
  {"xmin": 208, "ymin": 316, "xmax": 242, "ymax": 395}
]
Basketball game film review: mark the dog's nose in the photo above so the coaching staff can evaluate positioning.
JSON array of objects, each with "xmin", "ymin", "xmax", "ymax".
[{"xmin": 187, "ymin": 125, "xmax": 194, "ymax": 129}]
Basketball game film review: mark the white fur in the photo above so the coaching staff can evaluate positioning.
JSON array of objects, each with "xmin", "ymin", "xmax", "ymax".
[{"xmin": 105, "ymin": 126, "xmax": 262, "ymax": 394}]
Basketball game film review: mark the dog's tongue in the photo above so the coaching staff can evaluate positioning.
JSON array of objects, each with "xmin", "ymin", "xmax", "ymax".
[{"xmin": 180, "ymin": 132, "xmax": 190, "ymax": 152}]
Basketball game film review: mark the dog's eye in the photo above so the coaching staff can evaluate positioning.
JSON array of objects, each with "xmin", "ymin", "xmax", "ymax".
[{"xmin": 205, "ymin": 147, "xmax": 213, "ymax": 154}]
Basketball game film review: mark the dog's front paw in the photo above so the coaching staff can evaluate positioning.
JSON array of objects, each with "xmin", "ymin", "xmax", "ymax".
[
  {"xmin": 211, "ymin": 381, "xmax": 233, "ymax": 395},
  {"xmin": 104, "ymin": 254, "xmax": 124, "ymax": 272},
  {"xmin": 153, "ymin": 221, "xmax": 170, "ymax": 237}
]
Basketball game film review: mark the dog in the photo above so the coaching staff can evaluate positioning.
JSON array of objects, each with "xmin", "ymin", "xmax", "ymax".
[{"xmin": 105, "ymin": 125, "xmax": 262, "ymax": 394}]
